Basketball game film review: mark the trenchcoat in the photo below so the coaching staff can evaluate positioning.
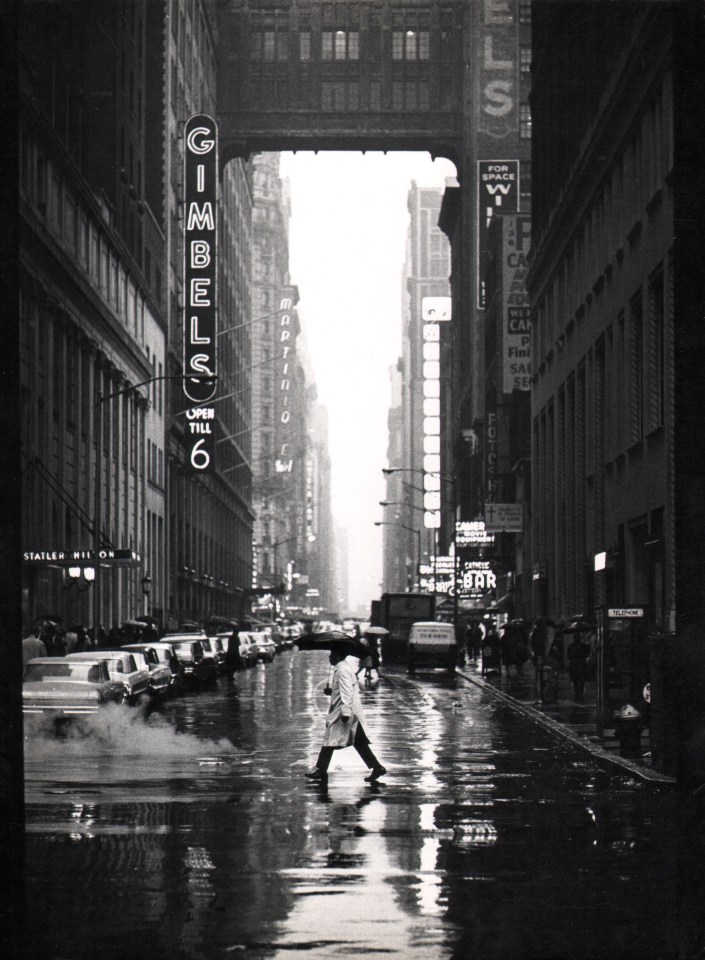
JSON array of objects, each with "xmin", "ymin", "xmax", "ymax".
[{"xmin": 322, "ymin": 656, "xmax": 365, "ymax": 748}]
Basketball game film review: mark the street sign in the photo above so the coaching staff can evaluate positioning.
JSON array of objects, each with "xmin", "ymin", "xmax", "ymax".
[
  {"xmin": 484, "ymin": 502, "xmax": 523, "ymax": 532},
  {"xmin": 607, "ymin": 608, "xmax": 644, "ymax": 618},
  {"xmin": 23, "ymin": 548, "xmax": 141, "ymax": 566}
]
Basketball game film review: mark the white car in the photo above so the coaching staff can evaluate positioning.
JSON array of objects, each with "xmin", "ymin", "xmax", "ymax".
[
  {"xmin": 250, "ymin": 630, "xmax": 276, "ymax": 662},
  {"xmin": 67, "ymin": 651, "xmax": 150, "ymax": 704},
  {"xmin": 122, "ymin": 645, "xmax": 172, "ymax": 697},
  {"xmin": 237, "ymin": 632, "xmax": 259, "ymax": 667},
  {"xmin": 22, "ymin": 657, "xmax": 126, "ymax": 718},
  {"xmin": 166, "ymin": 635, "xmax": 219, "ymax": 688},
  {"xmin": 144, "ymin": 641, "xmax": 186, "ymax": 694}
]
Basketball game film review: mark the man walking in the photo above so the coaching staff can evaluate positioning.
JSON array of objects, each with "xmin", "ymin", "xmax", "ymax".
[{"xmin": 306, "ymin": 647, "xmax": 387, "ymax": 783}]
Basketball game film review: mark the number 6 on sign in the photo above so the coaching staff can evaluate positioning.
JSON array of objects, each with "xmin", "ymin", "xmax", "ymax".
[{"xmin": 190, "ymin": 439, "xmax": 210, "ymax": 471}]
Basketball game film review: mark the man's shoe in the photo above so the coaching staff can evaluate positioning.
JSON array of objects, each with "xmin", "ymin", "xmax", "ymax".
[
  {"xmin": 305, "ymin": 767, "xmax": 327, "ymax": 781},
  {"xmin": 365, "ymin": 766, "xmax": 387, "ymax": 782}
]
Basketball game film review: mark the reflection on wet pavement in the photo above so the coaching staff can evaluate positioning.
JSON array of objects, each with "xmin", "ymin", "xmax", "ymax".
[{"xmin": 23, "ymin": 651, "xmax": 677, "ymax": 959}]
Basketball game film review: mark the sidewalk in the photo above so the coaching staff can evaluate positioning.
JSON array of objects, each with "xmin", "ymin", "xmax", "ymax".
[{"xmin": 456, "ymin": 656, "xmax": 676, "ymax": 785}]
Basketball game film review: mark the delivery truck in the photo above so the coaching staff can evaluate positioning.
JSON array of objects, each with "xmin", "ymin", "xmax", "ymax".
[{"xmin": 371, "ymin": 592, "xmax": 436, "ymax": 662}]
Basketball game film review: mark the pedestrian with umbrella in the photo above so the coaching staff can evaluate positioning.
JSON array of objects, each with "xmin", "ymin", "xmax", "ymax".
[{"xmin": 299, "ymin": 632, "xmax": 387, "ymax": 784}]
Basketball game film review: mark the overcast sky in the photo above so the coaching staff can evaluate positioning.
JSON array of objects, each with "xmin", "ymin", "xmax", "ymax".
[{"xmin": 278, "ymin": 151, "xmax": 457, "ymax": 615}]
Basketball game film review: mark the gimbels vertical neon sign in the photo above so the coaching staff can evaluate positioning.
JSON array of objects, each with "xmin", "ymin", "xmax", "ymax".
[{"xmin": 183, "ymin": 115, "xmax": 217, "ymax": 471}]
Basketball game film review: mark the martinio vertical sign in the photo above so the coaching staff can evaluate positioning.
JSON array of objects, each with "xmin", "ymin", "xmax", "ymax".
[{"xmin": 183, "ymin": 114, "xmax": 218, "ymax": 472}]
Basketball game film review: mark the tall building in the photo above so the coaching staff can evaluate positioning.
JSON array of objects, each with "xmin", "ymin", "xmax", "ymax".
[
  {"xmin": 19, "ymin": 0, "xmax": 168, "ymax": 630},
  {"xmin": 383, "ymin": 181, "xmax": 450, "ymax": 594},
  {"xmin": 306, "ymin": 402, "xmax": 337, "ymax": 616},
  {"xmin": 18, "ymin": 0, "xmax": 258, "ymax": 631},
  {"xmin": 529, "ymin": 1, "xmax": 674, "ymax": 627},
  {"xmin": 527, "ymin": 0, "xmax": 705, "ymax": 779},
  {"xmin": 164, "ymin": 0, "xmax": 255, "ymax": 625},
  {"xmin": 441, "ymin": 0, "xmax": 533, "ymax": 582},
  {"xmin": 250, "ymin": 154, "xmax": 312, "ymax": 617}
]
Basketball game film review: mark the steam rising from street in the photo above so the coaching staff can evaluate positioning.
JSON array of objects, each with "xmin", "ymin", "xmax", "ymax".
[{"xmin": 24, "ymin": 702, "xmax": 237, "ymax": 760}]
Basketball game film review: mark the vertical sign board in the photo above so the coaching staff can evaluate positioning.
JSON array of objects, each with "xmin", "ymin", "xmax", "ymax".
[
  {"xmin": 502, "ymin": 214, "xmax": 531, "ymax": 393},
  {"xmin": 477, "ymin": 160, "xmax": 519, "ymax": 309},
  {"xmin": 275, "ymin": 288, "xmax": 297, "ymax": 474},
  {"xmin": 422, "ymin": 321, "xmax": 441, "ymax": 529},
  {"xmin": 183, "ymin": 115, "xmax": 218, "ymax": 472}
]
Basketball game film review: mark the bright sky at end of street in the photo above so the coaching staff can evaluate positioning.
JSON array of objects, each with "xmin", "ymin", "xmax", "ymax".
[{"xmin": 278, "ymin": 151, "xmax": 457, "ymax": 616}]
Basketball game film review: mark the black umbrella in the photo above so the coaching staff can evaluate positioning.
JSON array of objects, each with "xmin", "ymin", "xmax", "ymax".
[
  {"xmin": 34, "ymin": 614, "xmax": 64, "ymax": 626},
  {"xmin": 296, "ymin": 630, "xmax": 365, "ymax": 657},
  {"xmin": 557, "ymin": 617, "xmax": 597, "ymax": 635}
]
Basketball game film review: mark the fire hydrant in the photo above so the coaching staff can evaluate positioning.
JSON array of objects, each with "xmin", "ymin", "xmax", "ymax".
[{"xmin": 613, "ymin": 704, "xmax": 643, "ymax": 758}]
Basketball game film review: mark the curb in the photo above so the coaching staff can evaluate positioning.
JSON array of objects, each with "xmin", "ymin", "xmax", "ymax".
[{"xmin": 456, "ymin": 668, "xmax": 676, "ymax": 786}]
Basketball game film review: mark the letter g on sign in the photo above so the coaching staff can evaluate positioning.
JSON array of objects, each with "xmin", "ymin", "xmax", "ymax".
[{"xmin": 186, "ymin": 126, "xmax": 215, "ymax": 154}]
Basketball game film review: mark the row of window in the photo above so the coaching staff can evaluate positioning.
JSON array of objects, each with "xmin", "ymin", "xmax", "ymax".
[
  {"xmin": 534, "ymin": 75, "xmax": 672, "ymax": 363},
  {"xmin": 248, "ymin": 77, "xmax": 459, "ymax": 113},
  {"xmin": 20, "ymin": 127, "xmax": 162, "ymax": 335},
  {"xmin": 534, "ymin": 260, "xmax": 669, "ymax": 492},
  {"xmin": 250, "ymin": 29, "xmax": 437, "ymax": 62},
  {"xmin": 173, "ymin": 479, "xmax": 249, "ymax": 593}
]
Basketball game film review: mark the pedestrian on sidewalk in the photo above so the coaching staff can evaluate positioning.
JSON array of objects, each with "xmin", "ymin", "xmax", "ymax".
[
  {"xmin": 307, "ymin": 647, "xmax": 386, "ymax": 783},
  {"xmin": 466, "ymin": 621, "xmax": 483, "ymax": 660},
  {"xmin": 567, "ymin": 634, "xmax": 591, "ymax": 703},
  {"xmin": 22, "ymin": 630, "xmax": 47, "ymax": 667}
]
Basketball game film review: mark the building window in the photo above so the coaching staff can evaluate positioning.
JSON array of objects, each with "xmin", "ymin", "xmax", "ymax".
[
  {"xmin": 322, "ymin": 30, "xmax": 359, "ymax": 60},
  {"xmin": 648, "ymin": 268, "xmax": 665, "ymax": 430},
  {"xmin": 299, "ymin": 31, "xmax": 311, "ymax": 61},
  {"xmin": 629, "ymin": 291, "xmax": 644, "ymax": 443},
  {"xmin": 520, "ymin": 46, "xmax": 531, "ymax": 73},
  {"xmin": 392, "ymin": 29, "xmax": 430, "ymax": 60},
  {"xmin": 370, "ymin": 80, "xmax": 381, "ymax": 111},
  {"xmin": 519, "ymin": 0, "xmax": 532, "ymax": 24},
  {"xmin": 321, "ymin": 81, "xmax": 358, "ymax": 111},
  {"xmin": 520, "ymin": 103, "xmax": 532, "ymax": 139}
]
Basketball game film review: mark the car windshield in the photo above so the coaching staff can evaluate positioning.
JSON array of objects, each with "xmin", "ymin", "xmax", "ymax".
[{"xmin": 174, "ymin": 643, "xmax": 197, "ymax": 657}]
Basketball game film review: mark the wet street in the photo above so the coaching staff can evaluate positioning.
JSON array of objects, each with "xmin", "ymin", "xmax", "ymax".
[{"xmin": 22, "ymin": 650, "xmax": 677, "ymax": 960}]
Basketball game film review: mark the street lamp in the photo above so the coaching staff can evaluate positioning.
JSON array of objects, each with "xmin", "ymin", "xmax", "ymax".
[
  {"xmin": 379, "ymin": 500, "xmax": 426, "ymax": 512},
  {"xmin": 383, "ymin": 466, "xmax": 459, "ymax": 631},
  {"xmin": 374, "ymin": 520, "xmax": 421, "ymax": 592}
]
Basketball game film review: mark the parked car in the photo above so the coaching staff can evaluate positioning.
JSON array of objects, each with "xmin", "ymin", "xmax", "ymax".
[
  {"xmin": 250, "ymin": 630, "xmax": 276, "ymax": 663},
  {"xmin": 66, "ymin": 651, "xmax": 151, "ymax": 704},
  {"xmin": 145, "ymin": 640, "xmax": 186, "ymax": 695},
  {"xmin": 168, "ymin": 636, "xmax": 218, "ymax": 688},
  {"xmin": 122, "ymin": 645, "xmax": 172, "ymax": 698},
  {"xmin": 257, "ymin": 621, "xmax": 286, "ymax": 652},
  {"xmin": 200, "ymin": 635, "xmax": 226, "ymax": 674},
  {"xmin": 279, "ymin": 623, "xmax": 302, "ymax": 649},
  {"xmin": 23, "ymin": 657, "xmax": 126, "ymax": 720},
  {"xmin": 237, "ymin": 632, "xmax": 259, "ymax": 668}
]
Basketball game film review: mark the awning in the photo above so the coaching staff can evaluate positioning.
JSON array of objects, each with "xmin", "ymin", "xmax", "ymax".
[{"xmin": 488, "ymin": 591, "xmax": 514, "ymax": 610}]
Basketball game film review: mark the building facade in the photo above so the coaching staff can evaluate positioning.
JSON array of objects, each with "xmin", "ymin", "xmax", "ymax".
[
  {"xmin": 19, "ymin": 0, "xmax": 168, "ymax": 632},
  {"xmin": 382, "ymin": 182, "xmax": 450, "ymax": 594},
  {"xmin": 18, "ymin": 0, "xmax": 259, "ymax": 631},
  {"xmin": 528, "ymin": 2, "xmax": 675, "ymax": 630}
]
